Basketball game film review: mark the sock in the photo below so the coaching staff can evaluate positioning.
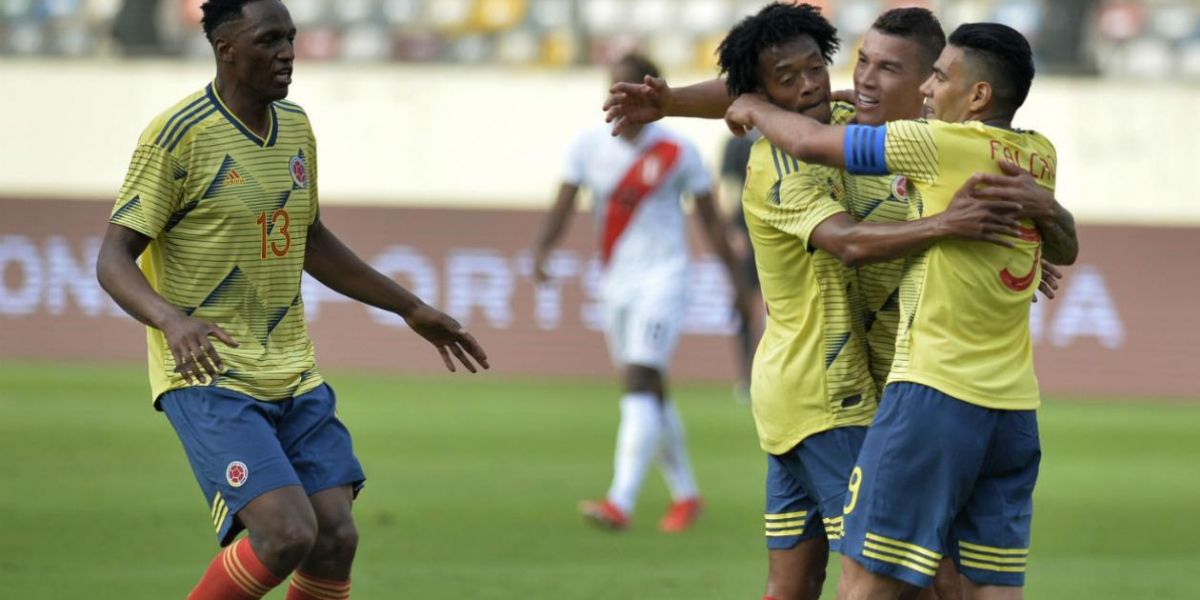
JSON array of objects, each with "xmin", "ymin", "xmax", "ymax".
[
  {"xmin": 187, "ymin": 537, "xmax": 284, "ymax": 600},
  {"xmin": 658, "ymin": 399, "xmax": 699, "ymax": 501},
  {"xmin": 607, "ymin": 392, "xmax": 663, "ymax": 514},
  {"xmin": 287, "ymin": 571, "xmax": 352, "ymax": 600}
]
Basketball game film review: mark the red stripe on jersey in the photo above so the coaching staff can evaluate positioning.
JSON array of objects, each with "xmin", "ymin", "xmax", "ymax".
[{"xmin": 600, "ymin": 140, "xmax": 681, "ymax": 264}]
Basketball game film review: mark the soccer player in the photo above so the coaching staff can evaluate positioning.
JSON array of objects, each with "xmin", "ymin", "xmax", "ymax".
[
  {"xmin": 723, "ymin": 22, "xmax": 1077, "ymax": 600},
  {"xmin": 531, "ymin": 53, "xmax": 753, "ymax": 533},
  {"xmin": 95, "ymin": 1, "xmax": 489, "ymax": 598}
]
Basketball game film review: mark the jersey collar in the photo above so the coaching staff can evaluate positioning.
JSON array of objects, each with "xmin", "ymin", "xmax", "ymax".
[{"xmin": 206, "ymin": 82, "xmax": 279, "ymax": 148}]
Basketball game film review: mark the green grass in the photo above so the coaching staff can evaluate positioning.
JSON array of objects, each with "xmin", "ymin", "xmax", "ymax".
[{"xmin": 1, "ymin": 362, "xmax": 1197, "ymax": 599}]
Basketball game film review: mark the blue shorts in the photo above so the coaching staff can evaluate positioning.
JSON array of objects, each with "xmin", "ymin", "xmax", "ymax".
[
  {"xmin": 765, "ymin": 426, "xmax": 867, "ymax": 553},
  {"xmin": 161, "ymin": 383, "xmax": 366, "ymax": 546},
  {"xmin": 842, "ymin": 382, "xmax": 1040, "ymax": 588}
]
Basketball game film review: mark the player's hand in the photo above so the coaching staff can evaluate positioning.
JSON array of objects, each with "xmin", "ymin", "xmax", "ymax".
[
  {"xmin": 968, "ymin": 161, "xmax": 1056, "ymax": 221},
  {"xmin": 1034, "ymin": 259, "xmax": 1063, "ymax": 303},
  {"xmin": 726, "ymin": 93, "xmax": 769, "ymax": 137},
  {"xmin": 604, "ymin": 75, "xmax": 672, "ymax": 136},
  {"xmin": 940, "ymin": 172, "xmax": 1024, "ymax": 247},
  {"xmin": 161, "ymin": 313, "xmax": 239, "ymax": 384},
  {"xmin": 404, "ymin": 303, "xmax": 490, "ymax": 373}
]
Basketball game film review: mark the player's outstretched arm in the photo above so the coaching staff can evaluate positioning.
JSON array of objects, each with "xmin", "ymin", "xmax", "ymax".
[
  {"xmin": 693, "ymin": 191, "xmax": 755, "ymax": 325},
  {"xmin": 96, "ymin": 223, "xmax": 239, "ymax": 384},
  {"xmin": 303, "ymin": 216, "xmax": 489, "ymax": 373},
  {"xmin": 806, "ymin": 173, "xmax": 1024, "ymax": 267},
  {"xmin": 969, "ymin": 161, "xmax": 1079, "ymax": 266},
  {"xmin": 725, "ymin": 93, "xmax": 846, "ymax": 168},
  {"xmin": 531, "ymin": 182, "xmax": 580, "ymax": 283},
  {"xmin": 603, "ymin": 76, "xmax": 730, "ymax": 136}
]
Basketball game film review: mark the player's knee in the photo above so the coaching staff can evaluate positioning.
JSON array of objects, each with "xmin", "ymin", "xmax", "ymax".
[
  {"xmin": 623, "ymin": 364, "xmax": 664, "ymax": 396},
  {"xmin": 314, "ymin": 519, "xmax": 359, "ymax": 564},
  {"xmin": 259, "ymin": 518, "xmax": 318, "ymax": 569}
]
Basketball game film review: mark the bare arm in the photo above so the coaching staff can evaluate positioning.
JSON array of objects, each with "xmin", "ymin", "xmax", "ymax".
[
  {"xmin": 809, "ymin": 174, "xmax": 1024, "ymax": 267},
  {"xmin": 96, "ymin": 223, "xmax": 239, "ymax": 384},
  {"xmin": 531, "ymin": 182, "xmax": 580, "ymax": 282},
  {"xmin": 667, "ymin": 79, "xmax": 735, "ymax": 118},
  {"xmin": 304, "ymin": 216, "xmax": 489, "ymax": 373},
  {"xmin": 693, "ymin": 191, "xmax": 754, "ymax": 323},
  {"xmin": 1037, "ymin": 206, "xmax": 1078, "ymax": 266},
  {"xmin": 726, "ymin": 93, "xmax": 846, "ymax": 167},
  {"xmin": 603, "ymin": 76, "xmax": 731, "ymax": 136}
]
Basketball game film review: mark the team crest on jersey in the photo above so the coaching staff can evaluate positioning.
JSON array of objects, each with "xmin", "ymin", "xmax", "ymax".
[
  {"xmin": 290, "ymin": 154, "xmax": 308, "ymax": 188},
  {"xmin": 890, "ymin": 176, "xmax": 909, "ymax": 201},
  {"xmin": 226, "ymin": 461, "xmax": 249, "ymax": 488}
]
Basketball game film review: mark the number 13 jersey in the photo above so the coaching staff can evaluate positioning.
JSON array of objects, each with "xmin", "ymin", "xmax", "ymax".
[{"xmin": 110, "ymin": 82, "xmax": 324, "ymax": 404}]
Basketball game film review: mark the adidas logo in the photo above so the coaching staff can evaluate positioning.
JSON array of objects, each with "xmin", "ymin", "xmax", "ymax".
[{"xmin": 224, "ymin": 169, "xmax": 245, "ymax": 186}]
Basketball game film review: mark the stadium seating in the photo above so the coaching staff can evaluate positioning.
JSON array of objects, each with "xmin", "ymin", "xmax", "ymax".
[{"xmin": 0, "ymin": 0, "xmax": 1195, "ymax": 78}]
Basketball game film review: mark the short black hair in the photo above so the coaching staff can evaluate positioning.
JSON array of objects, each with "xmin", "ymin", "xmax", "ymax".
[
  {"xmin": 717, "ymin": 2, "xmax": 839, "ymax": 97},
  {"xmin": 201, "ymin": 0, "xmax": 258, "ymax": 42},
  {"xmin": 948, "ymin": 22, "xmax": 1035, "ymax": 113},
  {"xmin": 614, "ymin": 53, "xmax": 660, "ymax": 82},
  {"xmin": 871, "ymin": 7, "xmax": 945, "ymax": 71}
]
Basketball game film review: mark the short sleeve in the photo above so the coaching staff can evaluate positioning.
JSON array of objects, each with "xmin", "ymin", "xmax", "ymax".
[
  {"xmin": 883, "ymin": 120, "xmax": 941, "ymax": 184},
  {"xmin": 677, "ymin": 140, "xmax": 714, "ymax": 196},
  {"xmin": 768, "ymin": 165, "xmax": 848, "ymax": 250},
  {"xmin": 109, "ymin": 144, "xmax": 186, "ymax": 239}
]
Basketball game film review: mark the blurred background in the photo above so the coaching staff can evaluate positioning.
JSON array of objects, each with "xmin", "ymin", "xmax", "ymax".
[
  {"xmin": 3, "ymin": 0, "xmax": 1200, "ymax": 79},
  {"xmin": 0, "ymin": 1, "xmax": 1197, "ymax": 599}
]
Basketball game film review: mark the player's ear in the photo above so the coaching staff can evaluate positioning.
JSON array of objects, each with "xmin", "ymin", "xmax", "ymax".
[
  {"xmin": 212, "ymin": 24, "xmax": 238, "ymax": 64},
  {"xmin": 969, "ymin": 80, "xmax": 992, "ymax": 113},
  {"xmin": 214, "ymin": 37, "xmax": 236, "ymax": 64}
]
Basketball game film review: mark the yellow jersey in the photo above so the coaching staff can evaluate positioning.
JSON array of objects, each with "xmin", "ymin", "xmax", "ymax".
[
  {"xmin": 742, "ymin": 110, "xmax": 877, "ymax": 454},
  {"xmin": 846, "ymin": 120, "xmax": 1056, "ymax": 409},
  {"xmin": 843, "ymin": 171, "xmax": 915, "ymax": 393},
  {"xmin": 110, "ymin": 83, "xmax": 324, "ymax": 403}
]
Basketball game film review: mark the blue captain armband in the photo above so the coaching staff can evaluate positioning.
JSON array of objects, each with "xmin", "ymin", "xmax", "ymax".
[{"xmin": 844, "ymin": 125, "xmax": 888, "ymax": 175}]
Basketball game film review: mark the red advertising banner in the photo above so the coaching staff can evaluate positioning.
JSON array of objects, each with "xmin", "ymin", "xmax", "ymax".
[{"xmin": 0, "ymin": 198, "xmax": 1193, "ymax": 398}]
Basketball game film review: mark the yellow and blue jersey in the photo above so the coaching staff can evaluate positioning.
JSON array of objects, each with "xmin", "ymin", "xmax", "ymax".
[
  {"xmin": 845, "ymin": 120, "xmax": 1057, "ymax": 410},
  {"xmin": 110, "ymin": 82, "xmax": 324, "ymax": 403},
  {"xmin": 742, "ymin": 103, "xmax": 877, "ymax": 454}
]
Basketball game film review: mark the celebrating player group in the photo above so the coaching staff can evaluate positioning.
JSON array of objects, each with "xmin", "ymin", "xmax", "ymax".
[
  {"xmin": 97, "ymin": 1, "xmax": 1076, "ymax": 599},
  {"xmin": 605, "ymin": 3, "xmax": 1077, "ymax": 600}
]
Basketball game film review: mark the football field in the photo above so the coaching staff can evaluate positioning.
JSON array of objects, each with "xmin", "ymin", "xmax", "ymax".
[{"xmin": 1, "ymin": 362, "xmax": 1197, "ymax": 599}]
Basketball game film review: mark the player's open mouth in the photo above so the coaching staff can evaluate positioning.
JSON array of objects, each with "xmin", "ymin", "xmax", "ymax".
[
  {"xmin": 275, "ymin": 68, "xmax": 292, "ymax": 84},
  {"xmin": 856, "ymin": 93, "xmax": 880, "ymax": 110}
]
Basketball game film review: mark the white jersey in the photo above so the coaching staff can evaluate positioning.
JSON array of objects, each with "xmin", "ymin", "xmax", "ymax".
[{"xmin": 563, "ymin": 123, "xmax": 712, "ymax": 298}]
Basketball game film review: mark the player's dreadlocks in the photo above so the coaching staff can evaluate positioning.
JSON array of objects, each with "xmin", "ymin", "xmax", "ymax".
[
  {"xmin": 717, "ymin": 2, "xmax": 839, "ymax": 97},
  {"xmin": 200, "ymin": 0, "xmax": 260, "ymax": 42}
]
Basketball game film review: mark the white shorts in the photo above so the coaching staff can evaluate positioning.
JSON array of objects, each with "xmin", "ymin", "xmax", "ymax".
[{"xmin": 602, "ymin": 280, "xmax": 686, "ymax": 370}]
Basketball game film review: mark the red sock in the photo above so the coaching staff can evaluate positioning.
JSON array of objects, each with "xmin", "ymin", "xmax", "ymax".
[
  {"xmin": 763, "ymin": 597, "xmax": 781, "ymax": 600},
  {"xmin": 187, "ymin": 537, "xmax": 284, "ymax": 600},
  {"xmin": 287, "ymin": 571, "xmax": 351, "ymax": 600}
]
